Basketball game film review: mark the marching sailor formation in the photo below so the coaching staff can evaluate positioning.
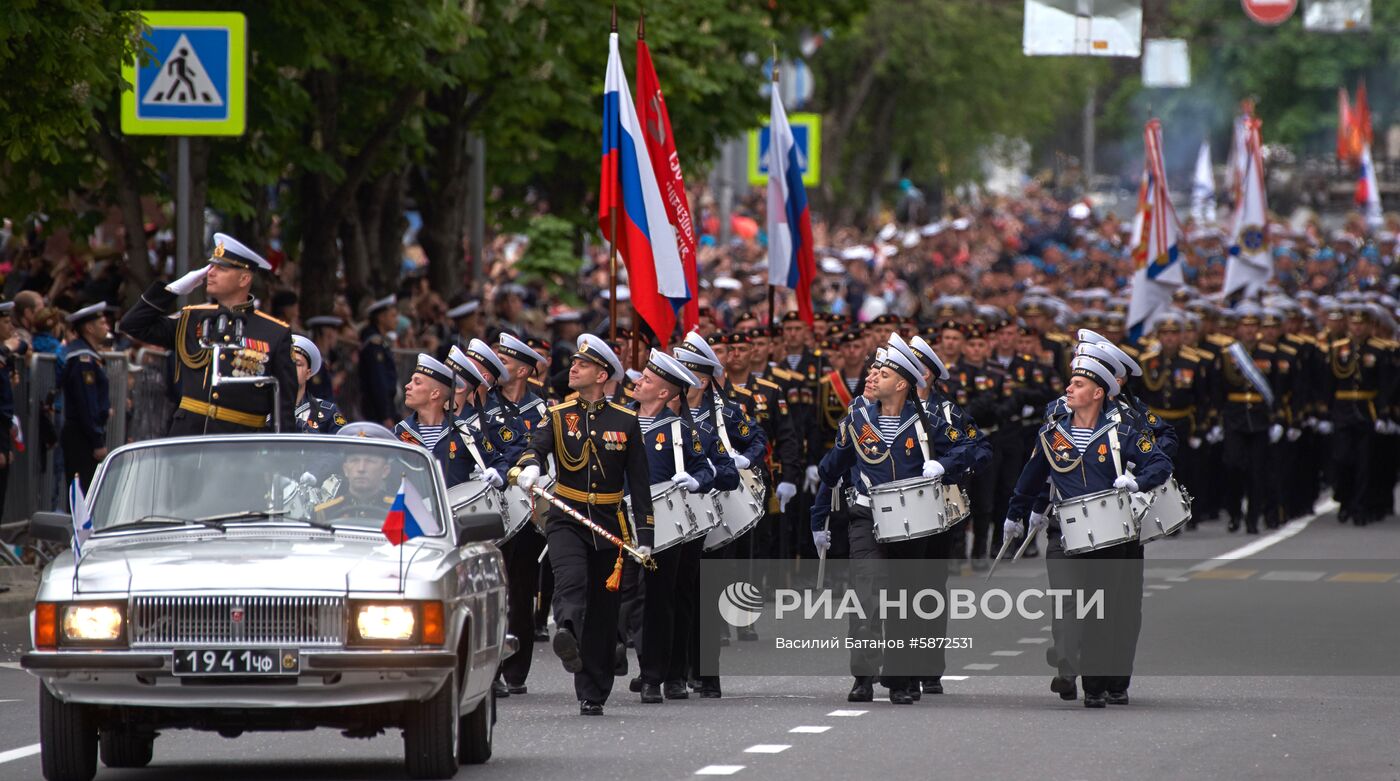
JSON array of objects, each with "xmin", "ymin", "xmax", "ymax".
[{"xmin": 137, "ymin": 233, "xmax": 1399, "ymax": 715}]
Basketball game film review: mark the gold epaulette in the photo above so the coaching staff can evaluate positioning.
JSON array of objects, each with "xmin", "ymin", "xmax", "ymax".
[
  {"xmin": 1139, "ymin": 349, "xmax": 1161, "ymax": 363},
  {"xmin": 755, "ymin": 377, "xmax": 782, "ymax": 391},
  {"xmin": 1278, "ymin": 343, "xmax": 1298, "ymax": 355},
  {"xmin": 608, "ymin": 401, "xmax": 637, "ymax": 415},
  {"xmin": 255, "ymin": 311, "xmax": 290, "ymax": 328},
  {"xmin": 1258, "ymin": 343, "xmax": 1277, "ymax": 353},
  {"xmin": 549, "ymin": 399, "xmax": 578, "ymax": 412},
  {"xmin": 1206, "ymin": 334, "xmax": 1234, "ymax": 347},
  {"xmin": 1368, "ymin": 337, "xmax": 1399, "ymax": 350},
  {"xmin": 730, "ymin": 385, "xmax": 753, "ymax": 397},
  {"xmin": 1046, "ymin": 332, "xmax": 1071, "ymax": 343}
]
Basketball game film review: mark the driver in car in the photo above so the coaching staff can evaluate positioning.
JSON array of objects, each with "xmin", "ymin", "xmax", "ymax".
[{"xmin": 314, "ymin": 422, "xmax": 400, "ymax": 521}]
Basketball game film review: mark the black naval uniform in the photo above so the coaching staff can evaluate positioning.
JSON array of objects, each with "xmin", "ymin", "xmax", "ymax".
[
  {"xmin": 514, "ymin": 396, "xmax": 654, "ymax": 708},
  {"xmin": 60, "ymin": 337, "xmax": 110, "ymax": 489},
  {"xmin": 358, "ymin": 324, "xmax": 398, "ymax": 425},
  {"xmin": 120, "ymin": 284, "xmax": 296, "ymax": 435},
  {"xmin": 1216, "ymin": 340, "xmax": 1286, "ymax": 533},
  {"xmin": 295, "ymin": 395, "xmax": 345, "ymax": 434},
  {"xmin": 1134, "ymin": 345, "xmax": 1206, "ymax": 520}
]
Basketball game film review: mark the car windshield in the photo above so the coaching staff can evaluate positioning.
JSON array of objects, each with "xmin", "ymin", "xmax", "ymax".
[{"xmin": 89, "ymin": 438, "xmax": 444, "ymax": 537}]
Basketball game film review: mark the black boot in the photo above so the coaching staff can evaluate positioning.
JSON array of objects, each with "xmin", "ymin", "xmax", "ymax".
[
  {"xmin": 640, "ymin": 683, "xmax": 663, "ymax": 704},
  {"xmin": 848, "ymin": 676, "xmax": 875, "ymax": 702}
]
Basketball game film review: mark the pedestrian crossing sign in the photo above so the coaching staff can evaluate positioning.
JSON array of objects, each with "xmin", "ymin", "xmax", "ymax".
[{"xmin": 120, "ymin": 11, "xmax": 246, "ymax": 136}]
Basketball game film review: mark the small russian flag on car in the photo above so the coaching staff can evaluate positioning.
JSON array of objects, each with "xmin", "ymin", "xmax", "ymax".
[{"xmin": 381, "ymin": 478, "xmax": 438, "ymax": 545}]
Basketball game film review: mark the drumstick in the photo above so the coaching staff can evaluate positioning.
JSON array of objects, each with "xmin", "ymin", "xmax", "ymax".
[
  {"xmin": 1011, "ymin": 528, "xmax": 1036, "ymax": 562},
  {"xmin": 816, "ymin": 515, "xmax": 830, "ymax": 590},
  {"xmin": 985, "ymin": 535, "xmax": 1016, "ymax": 581}
]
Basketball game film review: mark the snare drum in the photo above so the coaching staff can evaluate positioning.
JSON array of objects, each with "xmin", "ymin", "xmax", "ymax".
[
  {"xmin": 870, "ymin": 475, "xmax": 953, "ymax": 542},
  {"xmin": 650, "ymin": 481, "xmax": 696, "ymax": 553},
  {"xmin": 944, "ymin": 484, "xmax": 972, "ymax": 524},
  {"xmin": 447, "ymin": 479, "xmax": 506, "ymax": 539},
  {"xmin": 1053, "ymin": 488, "xmax": 1136, "ymax": 555},
  {"xmin": 1132, "ymin": 478, "xmax": 1192, "ymax": 543},
  {"xmin": 500, "ymin": 484, "xmax": 535, "ymax": 543},
  {"xmin": 704, "ymin": 469, "xmax": 766, "ymax": 551},
  {"xmin": 683, "ymin": 490, "xmax": 721, "ymax": 544}
]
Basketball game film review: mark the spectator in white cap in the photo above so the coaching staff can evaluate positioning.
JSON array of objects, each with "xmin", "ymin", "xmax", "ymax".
[
  {"xmin": 396, "ymin": 353, "xmax": 505, "ymax": 490},
  {"xmin": 291, "ymin": 335, "xmax": 345, "ymax": 434},
  {"xmin": 120, "ymin": 233, "xmax": 297, "ymax": 435},
  {"xmin": 443, "ymin": 299, "xmax": 482, "ymax": 355}
]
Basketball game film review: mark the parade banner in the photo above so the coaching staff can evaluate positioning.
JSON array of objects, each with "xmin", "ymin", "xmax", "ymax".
[
  {"xmin": 600, "ymin": 31, "xmax": 688, "ymax": 344},
  {"xmin": 635, "ymin": 27, "xmax": 700, "ymax": 334},
  {"xmin": 1224, "ymin": 119, "xmax": 1272, "ymax": 299},
  {"xmin": 1126, "ymin": 119, "xmax": 1184, "ymax": 341}
]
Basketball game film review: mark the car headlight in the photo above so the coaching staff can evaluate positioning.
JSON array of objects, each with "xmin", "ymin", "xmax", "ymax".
[
  {"xmin": 61, "ymin": 603, "xmax": 125, "ymax": 644},
  {"xmin": 357, "ymin": 604, "xmax": 416, "ymax": 641},
  {"xmin": 348, "ymin": 600, "xmax": 445, "ymax": 646}
]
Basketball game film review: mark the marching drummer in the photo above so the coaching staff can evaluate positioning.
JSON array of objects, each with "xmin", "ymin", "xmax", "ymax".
[
  {"xmin": 484, "ymin": 333, "xmax": 552, "ymax": 698},
  {"xmin": 623, "ymin": 352, "xmax": 716, "ymax": 705},
  {"xmin": 817, "ymin": 337, "xmax": 986, "ymax": 706},
  {"xmin": 394, "ymin": 353, "xmax": 506, "ymax": 489},
  {"xmin": 508, "ymin": 334, "xmax": 655, "ymax": 717},
  {"xmin": 1004, "ymin": 351, "xmax": 1172, "ymax": 709}
]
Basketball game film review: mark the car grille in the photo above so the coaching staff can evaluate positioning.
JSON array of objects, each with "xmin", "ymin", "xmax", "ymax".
[{"xmin": 129, "ymin": 596, "xmax": 346, "ymax": 648}]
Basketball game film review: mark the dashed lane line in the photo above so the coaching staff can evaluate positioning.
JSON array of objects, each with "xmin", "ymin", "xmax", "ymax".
[
  {"xmin": 789, "ymin": 726, "xmax": 831, "ymax": 734},
  {"xmin": 963, "ymin": 663, "xmax": 998, "ymax": 671},
  {"xmin": 744, "ymin": 745, "xmax": 791, "ymax": 754},
  {"xmin": 826, "ymin": 709, "xmax": 867, "ymax": 717},
  {"xmin": 695, "ymin": 765, "xmax": 746, "ymax": 776},
  {"xmin": 1017, "ymin": 637, "xmax": 1050, "ymax": 644},
  {"xmin": 0, "ymin": 744, "xmax": 40, "ymax": 764},
  {"xmin": 990, "ymin": 650, "xmax": 1023, "ymax": 657}
]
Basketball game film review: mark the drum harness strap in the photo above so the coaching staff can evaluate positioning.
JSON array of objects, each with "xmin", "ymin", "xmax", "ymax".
[
  {"xmin": 453, "ymin": 418, "xmax": 490, "ymax": 474},
  {"xmin": 1040, "ymin": 419, "xmax": 1124, "ymax": 512},
  {"xmin": 850, "ymin": 405, "xmax": 931, "ymax": 508}
]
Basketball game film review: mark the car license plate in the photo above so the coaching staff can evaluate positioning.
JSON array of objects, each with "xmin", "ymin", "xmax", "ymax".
[{"xmin": 172, "ymin": 648, "xmax": 299, "ymax": 676}]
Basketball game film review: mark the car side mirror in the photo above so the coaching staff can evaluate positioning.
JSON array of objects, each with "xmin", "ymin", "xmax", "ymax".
[
  {"xmin": 454, "ymin": 511, "xmax": 504, "ymax": 544},
  {"xmin": 30, "ymin": 512, "xmax": 74, "ymax": 543}
]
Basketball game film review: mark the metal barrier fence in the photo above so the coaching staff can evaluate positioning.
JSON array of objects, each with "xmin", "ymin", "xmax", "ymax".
[{"xmin": 3, "ymin": 351, "xmax": 133, "ymax": 522}]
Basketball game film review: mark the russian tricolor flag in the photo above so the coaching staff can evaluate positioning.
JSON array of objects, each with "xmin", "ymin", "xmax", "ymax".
[
  {"xmin": 765, "ymin": 86, "xmax": 815, "ymax": 325},
  {"xmin": 600, "ymin": 31, "xmax": 688, "ymax": 343},
  {"xmin": 381, "ymin": 478, "xmax": 438, "ymax": 545}
]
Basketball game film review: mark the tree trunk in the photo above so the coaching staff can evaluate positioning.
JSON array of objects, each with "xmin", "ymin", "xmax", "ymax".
[
  {"xmin": 375, "ymin": 170, "xmax": 405, "ymax": 293},
  {"xmin": 90, "ymin": 116, "xmax": 155, "ymax": 299},
  {"xmin": 339, "ymin": 209, "xmax": 370, "ymax": 306},
  {"xmin": 414, "ymin": 87, "xmax": 472, "ymax": 302}
]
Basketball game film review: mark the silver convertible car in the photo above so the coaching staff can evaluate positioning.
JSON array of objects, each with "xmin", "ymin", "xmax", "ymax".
[{"xmin": 22, "ymin": 434, "xmax": 513, "ymax": 781}]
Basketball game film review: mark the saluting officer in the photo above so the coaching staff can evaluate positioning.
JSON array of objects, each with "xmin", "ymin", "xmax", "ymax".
[
  {"xmin": 358, "ymin": 295, "xmax": 399, "ymax": 428},
  {"xmin": 509, "ymin": 334, "xmax": 655, "ymax": 717},
  {"xmin": 120, "ymin": 233, "xmax": 296, "ymax": 435},
  {"xmin": 291, "ymin": 335, "xmax": 345, "ymax": 434},
  {"xmin": 61, "ymin": 302, "xmax": 113, "ymax": 489}
]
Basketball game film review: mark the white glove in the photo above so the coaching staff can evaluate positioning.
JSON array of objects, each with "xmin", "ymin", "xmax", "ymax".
[
  {"xmin": 1028, "ymin": 510, "xmax": 1049, "ymax": 536},
  {"xmin": 165, "ymin": 264, "xmax": 211, "ymax": 295},
  {"xmin": 1207, "ymin": 425, "xmax": 1224, "ymax": 444},
  {"xmin": 1376, "ymin": 419, "xmax": 1388, "ymax": 434},
  {"xmin": 1003, "ymin": 518, "xmax": 1024, "ymax": 540},
  {"xmin": 1021, "ymin": 404, "xmax": 1036, "ymax": 419},
  {"xmin": 732, "ymin": 454, "xmax": 751, "ymax": 470},
  {"xmin": 515, "ymin": 464, "xmax": 541, "ymax": 490},
  {"xmin": 1304, "ymin": 417, "xmax": 1319, "ymax": 431},
  {"xmin": 812, "ymin": 529, "xmax": 831, "ymax": 553},
  {"xmin": 1113, "ymin": 475, "xmax": 1139, "ymax": 492},
  {"xmin": 804, "ymin": 464, "xmax": 821, "ymax": 493},
  {"xmin": 634, "ymin": 545, "xmax": 652, "ymax": 559},
  {"xmin": 1187, "ymin": 436, "xmax": 1202, "ymax": 450},
  {"xmin": 922, "ymin": 460, "xmax": 945, "ymax": 479},
  {"xmin": 1286, "ymin": 427, "xmax": 1302, "ymax": 442},
  {"xmin": 672, "ymin": 471, "xmax": 701, "ymax": 492},
  {"xmin": 1269, "ymin": 423, "xmax": 1283, "ymax": 444},
  {"xmin": 1316, "ymin": 420, "xmax": 1334, "ymax": 435},
  {"xmin": 776, "ymin": 481, "xmax": 797, "ymax": 512},
  {"xmin": 480, "ymin": 467, "xmax": 503, "ymax": 489}
]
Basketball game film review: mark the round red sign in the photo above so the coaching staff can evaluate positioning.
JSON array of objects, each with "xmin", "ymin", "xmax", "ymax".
[{"xmin": 1241, "ymin": 0, "xmax": 1297, "ymax": 26}]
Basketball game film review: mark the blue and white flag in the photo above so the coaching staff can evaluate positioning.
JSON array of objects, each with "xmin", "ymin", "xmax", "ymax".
[
  {"xmin": 69, "ymin": 478, "xmax": 93, "ymax": 558},
  {"xmin": 1126, "ymin": 120, "xmax": 1185, "ymax": 342}
]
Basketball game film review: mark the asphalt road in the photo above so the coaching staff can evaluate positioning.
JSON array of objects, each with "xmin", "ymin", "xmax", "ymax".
[{"xmin": 2, "ymin": 499, "xmax": 1399, "ymax": 781}]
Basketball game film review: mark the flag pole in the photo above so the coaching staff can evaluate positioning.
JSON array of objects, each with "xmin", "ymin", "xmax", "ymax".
[
  {"xmin": 397, "ymin": 472, "xmax": 406, "ymax": 593},
  {"xmin": 631, "ymin": 8, "xmax": 645, "ymax": 370},
  {"xmin": 608, "ymin": 3, "xmax": 620, "ymax": 342},
  {"xmin": 768, "ymin": 43, "xmax": 779, "ymax": 327}
]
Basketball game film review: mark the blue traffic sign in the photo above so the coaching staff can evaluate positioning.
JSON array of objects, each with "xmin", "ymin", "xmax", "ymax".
[
  {"xmin": 121, "ymin": 12, "xmax": 246, "ymax": 136},
  {"xmin": 747, "ymin": 113, "xmax": 822, "ymax": 186}
]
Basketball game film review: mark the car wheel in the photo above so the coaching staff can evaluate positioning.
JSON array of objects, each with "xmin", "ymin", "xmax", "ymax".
[
  {"xmin": 100, "ymin": 728, "xmax": 155, "ymax": 768},
  {"xmin": 39, "ymin": 683, "xmax": 97, "ymax": 781},
  {"xmin": 403, "ymin": 674, "xmax": 458, "ymax": 780},
  {"xmin": 457, "ymin": 685, "xmax": 493, "ymax": 764}
]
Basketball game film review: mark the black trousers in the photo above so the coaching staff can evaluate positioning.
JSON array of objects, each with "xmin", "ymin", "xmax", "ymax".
[
  {"xmin": 637, "ymin": 543, "xmax": 682, "ymax": 685},
  {"xmin": 547, "ymin": 517, "xmax": 625, "ymax": 703},
  {"xmin": 847, "ymin": 508, "xmax": 950, "ymax": 692},
  {"xmin": 61, "ymin": 427, "xmax": 101, "ymax": 492},
  {"xmin": 498, "ymin": 526, "xmax": 545, "ymax": 686},
  {"xmin": 1046, "ymin": 535, "xmax": 1143, "ymax": 695},
  {"xmin": 1224, "ymin": 429, "xmax": 1271, "ymax": 529},
  {"xmin": 657, "ymin": 538, "xmax": 703, "ymax": 684}
]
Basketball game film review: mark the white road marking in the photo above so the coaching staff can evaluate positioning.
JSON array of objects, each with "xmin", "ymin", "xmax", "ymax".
[
  {"xmin": 990, "ymin": 650, "xmax": 1023, "ymax": 657},
  {"xmin": 0, "ymin": 744, "xmax": 40, "ymax": 764},
  {"xmin": 0, "ymin": 662, "xmax": 22, "ymax": 671},
  {"xmin": 1017, "ymin": 637, "xmax": 1050, "ymax": 644},
  {"xmin": 744, "ymin": 745, "xmax": 791, "ymax": 754},
  {"xmin": 696, "ymin": 766, "xmax": 746, "ymax": 776},
  {"xmin": 789, "ymin": 726, "xmax": 831, "ymax": 734},
  {"xmin": 1039, "ymin": 625, "xmax": 1052, "ymax": 632},
  {"xmin": 1147, "ymin": 584, "xmax": 1173, "ymax": 590},
  {"xmin": 1145, "ymin": 567, "xmax": 1189, "ymax": 580},
  {"xmin": 1188, "ymin": 499, "xmax": 1335, "ymax": 574},
  {"xmin": 963, "ymin": 663, "xmax": 998, "ymax": 671},
  {"xmin": 0, "ymin": 699, "xmax": 20, "ymax": 704},
  {"xmin": 1258, "ymin": 570, "xmax": 1327, "ymax": 582},
  {"xmin": 940, "ymin": 675, "xmax": 969, "ymax": 681},
  {"xmin": 826, "ymin": 709, "xmax": 866, "ymax": 717}
]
